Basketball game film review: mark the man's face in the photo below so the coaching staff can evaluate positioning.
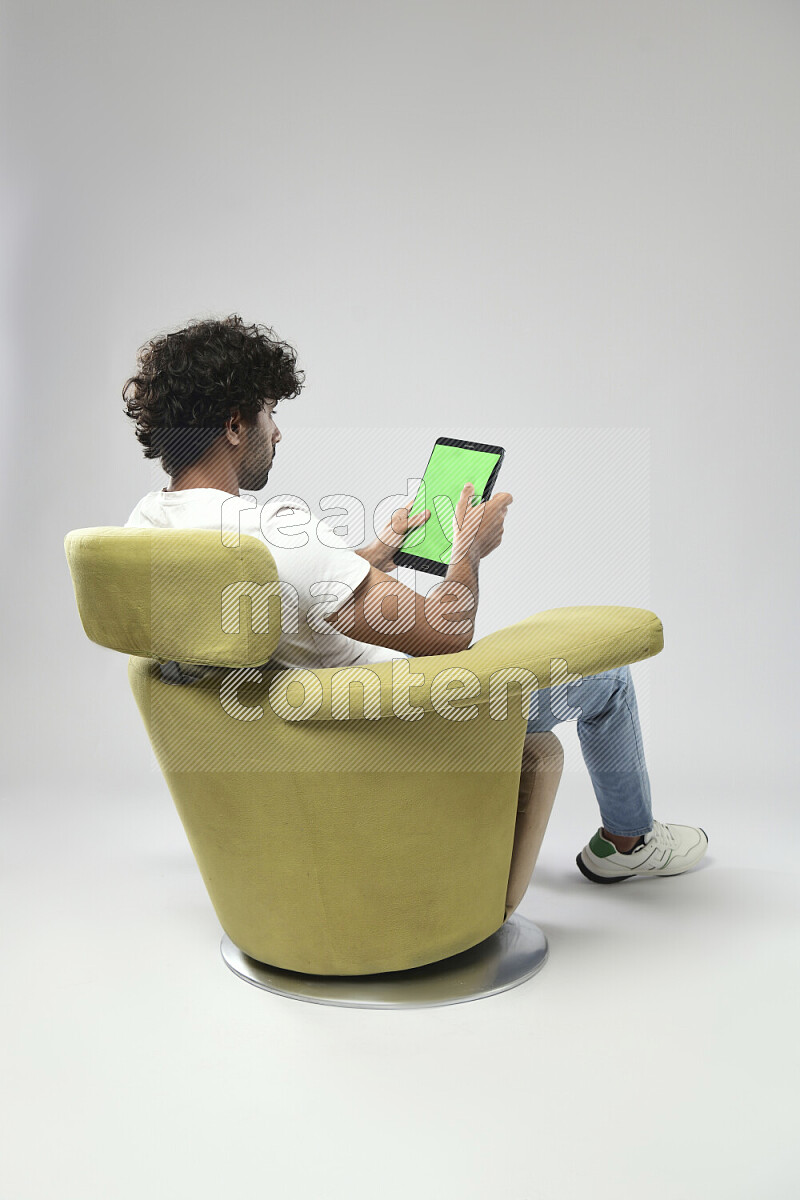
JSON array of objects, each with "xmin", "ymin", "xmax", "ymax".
[{"xmin": 237, "ymin": 401, "xmax": 282, "ymax": 491}]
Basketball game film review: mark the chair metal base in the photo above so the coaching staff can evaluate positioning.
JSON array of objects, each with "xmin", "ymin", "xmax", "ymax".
[{"xmin": 220, "ymin": 915, "xmax": 548, "ymax": 1009}]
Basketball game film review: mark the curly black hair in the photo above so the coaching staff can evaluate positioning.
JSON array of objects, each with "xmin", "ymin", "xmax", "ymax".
[{"xmin": 122, "ymin": 315, "xmax": 304, "ymax": 475}]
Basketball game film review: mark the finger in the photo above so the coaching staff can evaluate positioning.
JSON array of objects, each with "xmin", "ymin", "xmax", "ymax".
[
  {"xmin": 391, "ymin": 503, "xmax": 414, "ymax": 529},
  {"xmin": 455, "ymin": 482, "xmax": 475, "ymax": 520},
  {"xmin": 456, "ymin": 502, "xmax": 485, "ymax": 542},
  {"xmin": 396, "ymin": 504, "xmax": 429, "ymax": 523}
]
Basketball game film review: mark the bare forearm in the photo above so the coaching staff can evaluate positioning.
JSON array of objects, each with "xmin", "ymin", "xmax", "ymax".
[
  {"xmin": 356, "ymin": 543, "xmax": 393, "ymax": 573},
  {"xmin": 338, "ymin": 482, "xmax": 511, "ymax": 657},
  {"xmin": 425, "ymin": 545, "xmax": 480, "ymax": 650}
]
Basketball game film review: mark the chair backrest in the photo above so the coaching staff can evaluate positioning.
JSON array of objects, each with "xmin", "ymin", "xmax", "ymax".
[{"xmin": 64, "ymin": 526, "xmax": 283, "ymax": 668}]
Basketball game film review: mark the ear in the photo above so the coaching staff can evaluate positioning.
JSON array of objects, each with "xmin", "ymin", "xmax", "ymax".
[{"xmin": 225, "ymin": 409, "xmax": 244, "ymax": 446}]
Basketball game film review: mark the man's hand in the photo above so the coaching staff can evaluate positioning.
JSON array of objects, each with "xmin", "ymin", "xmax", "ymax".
[
  {"xmin": 451, "ymin": 482, "xmax": 513, "ymax": 563},
  {"xmin": 357, "ymin": 498, "xmax": 431, "ymax": 573},
  {"xmin": 330, "ymin": 484, "xmax": 511, "ymax": 656}
]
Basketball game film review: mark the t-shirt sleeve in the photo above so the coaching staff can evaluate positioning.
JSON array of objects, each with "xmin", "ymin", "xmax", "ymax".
[
  {"xmin": 247, "ymin": 501, "xmax": 372, "ymax": 620},
  {"xmin": 305, "ymin": 530, "xmax": 372, "ymax": 617}
]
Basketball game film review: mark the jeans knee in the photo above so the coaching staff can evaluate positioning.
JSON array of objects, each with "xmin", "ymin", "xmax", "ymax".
[{"xmin": 578, "ymin": 665, "xmax": 629, "ymax": 723}]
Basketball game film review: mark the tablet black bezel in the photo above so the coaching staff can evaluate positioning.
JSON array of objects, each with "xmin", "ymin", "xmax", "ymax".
[{"xmin": 392, "ymin": 436, "xmax": 506, "ymax": 576}]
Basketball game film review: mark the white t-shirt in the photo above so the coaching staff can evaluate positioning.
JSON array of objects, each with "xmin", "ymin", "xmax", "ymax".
[{"xmin": 124, "ymin": 487, "xmax": 410, "ymax": 670}]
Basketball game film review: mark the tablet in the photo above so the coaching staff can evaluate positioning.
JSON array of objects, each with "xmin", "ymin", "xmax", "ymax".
[{"xmin": 393, "ymin": 437, "xmax": 505, "ymax": 576}]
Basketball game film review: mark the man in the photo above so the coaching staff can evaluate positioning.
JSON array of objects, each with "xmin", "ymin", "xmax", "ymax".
[{"xmin": 124, "ymin": 314, "xmax": 708, "ymax": 884}]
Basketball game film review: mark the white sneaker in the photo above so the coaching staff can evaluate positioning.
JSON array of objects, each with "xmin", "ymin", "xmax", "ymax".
[{"xmin": 576, "ymin": 819, "xmax": 708, "ymax": 884}]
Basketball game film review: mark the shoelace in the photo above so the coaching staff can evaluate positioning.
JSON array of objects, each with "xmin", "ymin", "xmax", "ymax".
[{"xmin": 645, "ymin": 819, "xmax": 676, "ymax": 850}]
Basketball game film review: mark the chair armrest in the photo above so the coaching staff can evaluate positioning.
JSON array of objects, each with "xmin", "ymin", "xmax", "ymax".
[{"xmin": 256, "ymin": 605, "xmax": 663, "ymax": 725}]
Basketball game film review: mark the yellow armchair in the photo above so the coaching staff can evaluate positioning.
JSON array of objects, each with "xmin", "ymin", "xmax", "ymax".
[{"xmin": 65, "ymin": 526, "xmax": 663, "ymax": 1007}]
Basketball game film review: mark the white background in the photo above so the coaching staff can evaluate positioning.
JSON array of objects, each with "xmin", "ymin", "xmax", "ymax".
[{"xmin": 1, "ymin": 3, "xmax": 798, "ymax": 1197}]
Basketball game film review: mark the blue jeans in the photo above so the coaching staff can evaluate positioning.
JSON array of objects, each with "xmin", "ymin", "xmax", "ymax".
[{"xmin": 525, "ymin": 665, "xmax": 653, "ymax": 837}]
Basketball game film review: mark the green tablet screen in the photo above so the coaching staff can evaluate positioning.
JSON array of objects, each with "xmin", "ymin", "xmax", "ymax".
[{"xmin": 398, "ymin": 440, "xmax": 503, "ymax": 568}]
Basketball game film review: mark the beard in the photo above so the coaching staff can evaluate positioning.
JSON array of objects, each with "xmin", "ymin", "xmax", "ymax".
[{"xmin": 238, "ymin": 425, "xmax": 274, "ymax": 491}]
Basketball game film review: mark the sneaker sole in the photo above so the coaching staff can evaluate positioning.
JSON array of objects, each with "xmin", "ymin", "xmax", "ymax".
[{"xmin": 575, "ymin": 853, "xmax": 631, "ymax": 884}]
